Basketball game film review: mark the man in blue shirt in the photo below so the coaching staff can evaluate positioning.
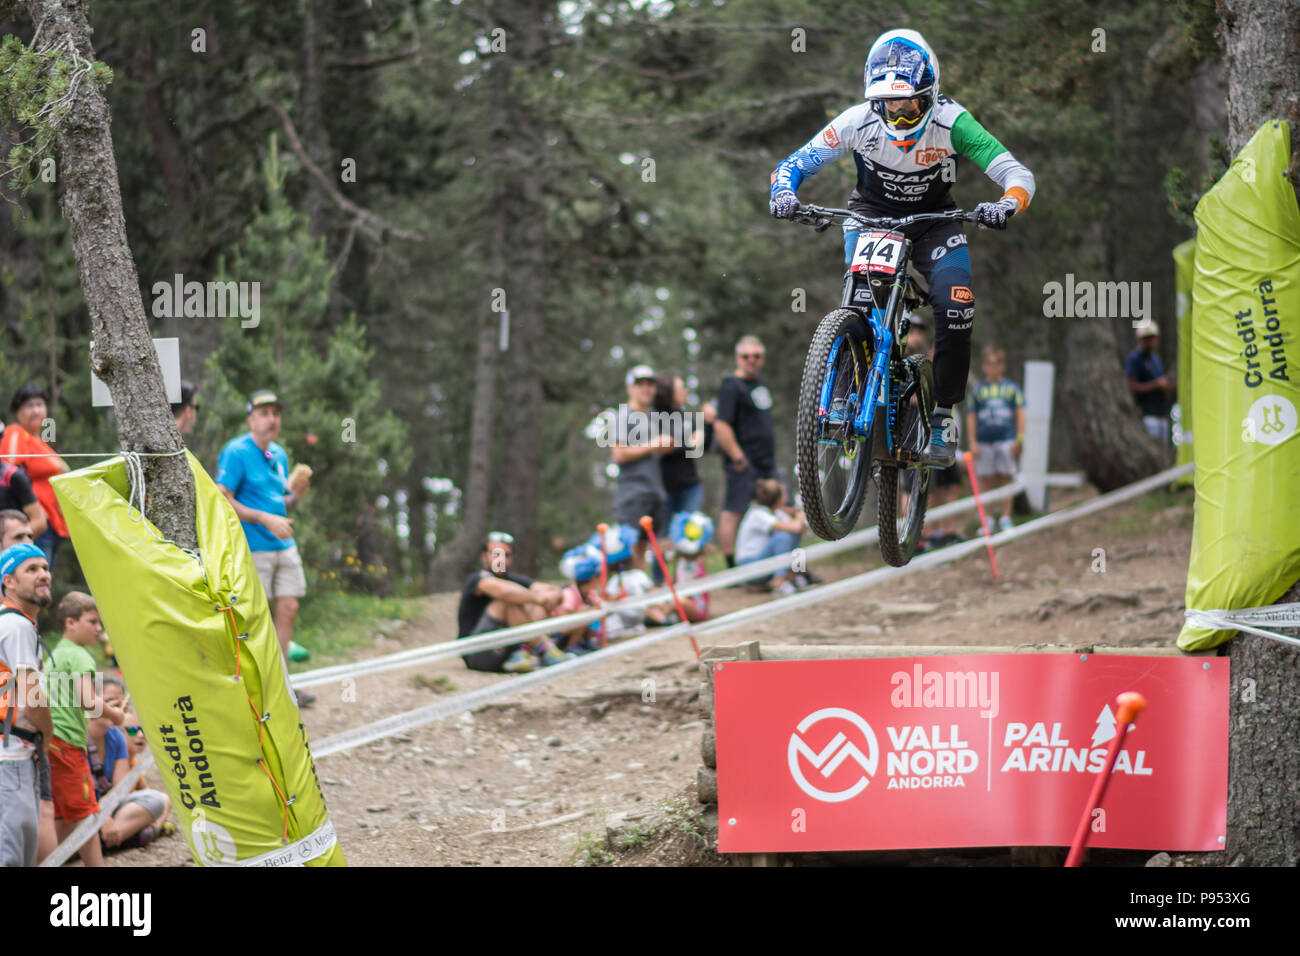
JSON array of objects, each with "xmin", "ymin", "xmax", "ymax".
[
  {"xmin": 1124, "ymin": 322, "xmax": 1175, "ymax": 441},
  {"xmin": 216, "ymin": 390, "xmax": 313, "ymax": 703}
]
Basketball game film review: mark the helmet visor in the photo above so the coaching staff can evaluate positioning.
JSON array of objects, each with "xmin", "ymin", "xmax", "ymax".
[{"xmin": 880, "ymin": 96, "xmax": 924, "ymax": 127}]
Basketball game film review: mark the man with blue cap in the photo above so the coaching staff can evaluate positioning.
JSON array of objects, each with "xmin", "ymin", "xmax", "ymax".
[{"xmin": 0, "ymin": 542, "xmax": 53, "ymax": 866}]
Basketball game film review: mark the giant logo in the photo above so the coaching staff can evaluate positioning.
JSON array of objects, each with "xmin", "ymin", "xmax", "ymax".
[{"xmin": 787, "ymin": 708, "xmax": 879, "ymax": 802}]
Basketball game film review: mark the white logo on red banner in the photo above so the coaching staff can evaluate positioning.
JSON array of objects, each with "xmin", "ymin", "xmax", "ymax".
[{"xmin": 787, "ymin": 707, "xmax": 879, "ymax": 802}]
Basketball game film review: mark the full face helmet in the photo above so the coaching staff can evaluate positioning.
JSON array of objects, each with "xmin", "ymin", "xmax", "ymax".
[
  {"xmin": 559, "ymin": 544, "xmax": 603, "ymax": 583},
  {"xmin": 669, "ymin": 511, "xmax": 714, "ymax": 556},
  {"xmin": 863, "ymin": 29, "xmax": 940, "ymax": 150},
  {"xmin": 586, "ymin": 524, "xmax": 638, "ymax": 566}
]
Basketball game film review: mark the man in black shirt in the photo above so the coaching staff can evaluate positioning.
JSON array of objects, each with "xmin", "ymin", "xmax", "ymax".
[
  {"xmin": 715, "ymin": 335, "xmax": 781, "ymax": 566},
  {"xmin": 0, "ymin": 462, "xmax": 46, "ymax": 539},
  {"xmin": 457, "ymin": 532, "xmax": 568, "ymax": 673}
]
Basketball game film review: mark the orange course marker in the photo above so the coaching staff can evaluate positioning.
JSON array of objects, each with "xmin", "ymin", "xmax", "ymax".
[
  {"xmin": 1064, "ymin": 691, "xmax": 1149, "ymax": 867},
  {"xmin": 639, "ymin": 515, "xmax": 701, "ymax": 662},
  {"xmin": 961, "ymin": 450, "xmax": 1001, "ymax": 581}
]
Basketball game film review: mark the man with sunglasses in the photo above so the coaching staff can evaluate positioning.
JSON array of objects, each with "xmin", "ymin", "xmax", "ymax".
[
  {"xmin": 216, "ymin": 389, "xmax": 315, "ymax": 706},
  {"xmin": 769, "ymin": 28, "xmax": 1035, "ymax": 469},
  {"xmin": 715, "ymin": 336, "xmax": 783, "ymax": 568}
]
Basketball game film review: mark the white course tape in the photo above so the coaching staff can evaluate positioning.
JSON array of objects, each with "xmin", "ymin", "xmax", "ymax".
[
  {"xmin": 40, "ymin": 752, "xmax": 155, "ymax": 868},
  {"xmin": 293, "ymin": 475, "xmax": 1089, "ymax": 691},
  {"xmin": 1184, "ymin": 603, "xmax": 1300, "ymax": 648},
  {"xmin": 311, "ymin": 463, "xmax": 1193, "ymax": 759},
  {"xmin": 212, "ymin": 818, "xmax": 339, "ymax": 867}
]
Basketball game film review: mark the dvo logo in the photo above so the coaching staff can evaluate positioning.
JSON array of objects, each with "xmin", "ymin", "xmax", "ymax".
[{"xmin": 787, "ymin": 707, "xmax": 879, "ymax": 802}]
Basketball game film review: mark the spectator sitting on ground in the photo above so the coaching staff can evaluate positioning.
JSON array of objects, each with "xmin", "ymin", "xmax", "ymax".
[
  {"xmin": 595, "ymin": 525, "xmax": 697, "ymax": 635},
  {"xmin": 1, "ymin": 384, "xmax": 69, "ymax": 570},
  {"xmin": 86, "ymin": 675, "xmax": 174, "ymax": 851},
  {"xmin": 456, "ymin": 532, "xmax": 571, "ymax": 674},
  {"xmin": 551, "ymin": 545, "xmax": 607, "ymax": 655},
  {"xmin": 668, "ymin": 510, "xmax": 713, "ymax": 621},
  {"xmin": 966, "ymin": 344, "xmax": 1026, "ymax": 533},
  {"xmin": 170, "ymin": 381, "xmax": 198, "ymax": 437},
  {"xmin": 735, "ymin": 478, "xmax": 812, "ymax": 597},
  {"xmin": 46, "ymin": 592, "xmax": 126, "ymax": 868}
]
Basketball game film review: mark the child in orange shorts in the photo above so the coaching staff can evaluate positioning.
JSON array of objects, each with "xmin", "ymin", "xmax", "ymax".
[{"xmin": 47, "ymin": 592, "xmax": 124, "ymax": 866}]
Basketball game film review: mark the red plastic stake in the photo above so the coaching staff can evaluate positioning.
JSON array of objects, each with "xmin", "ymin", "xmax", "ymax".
[
  {"xmin": 1064, "ymin": 691, "xmax": 1148, "ymax": 867},
  {"xmin": 639, "ymin": 515, "xmax": 701, "ymax": 661},
  {"xmin": 961, "ymin": 450, "xmax": 1001, "ymax": 582},
  {"xmin": 596, "ymin": 523, "xmax": 609, "ymax": 649}
]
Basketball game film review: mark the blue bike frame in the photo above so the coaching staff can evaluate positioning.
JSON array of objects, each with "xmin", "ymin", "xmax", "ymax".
[{"xmin": 816, "ymin": 237, "xmax": 914, "ymax": 457}]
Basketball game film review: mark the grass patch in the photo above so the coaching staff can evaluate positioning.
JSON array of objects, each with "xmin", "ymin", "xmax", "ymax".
[{"xmin": 288, "ymin": 590, "xmax": 423, "ymax": 670}]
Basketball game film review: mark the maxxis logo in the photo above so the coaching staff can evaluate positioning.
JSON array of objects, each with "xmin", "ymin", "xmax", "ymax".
[{"xmin": 787, "ymin": 707, "xmax": 879, "ymax": 802}]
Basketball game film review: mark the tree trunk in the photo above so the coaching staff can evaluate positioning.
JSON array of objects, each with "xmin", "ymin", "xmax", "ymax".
[
  {"xmin": 1219, "ymin": 0, "xmax": 1300, "ymax": 866},
  {"xmin": 426, "ymin": 302, "xmax": 499, "ymax": 592},
  {"xmin": 22, "ymin": 0, "xmax": 195, "ymax": 550},
  {"xmin": 489, "ymin": 0, "xmax": 551, "ymax": 577},
  {"xmin": 1060, "ymin": 318, "xmax": 1172, "ymax": 491}
]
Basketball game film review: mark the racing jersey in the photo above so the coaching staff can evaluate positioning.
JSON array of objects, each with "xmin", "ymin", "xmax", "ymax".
[{"xmin": 770, "ymin": 96, "xmax": 1035, "ymax": 218}]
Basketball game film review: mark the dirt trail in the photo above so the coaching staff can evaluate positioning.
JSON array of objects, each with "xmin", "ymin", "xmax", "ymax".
[{"xmin": 104, "ymin": 484, "xmax": 1196, "ymax": 866}]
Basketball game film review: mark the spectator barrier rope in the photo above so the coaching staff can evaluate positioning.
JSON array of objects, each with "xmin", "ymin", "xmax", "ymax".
[
  {"xmin": 289, "ymin": 476, "xmax": 1083, "ymax": 690},
  {"xmin": 306, "ymin": 463, "xmax": 1193, "ymax": 760}
]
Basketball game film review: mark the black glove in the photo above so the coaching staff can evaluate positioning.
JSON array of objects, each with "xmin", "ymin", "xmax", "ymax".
[
  {"xmin": 769, "ymin": 191, "xmax": 800, "ymax": 220},
  {"xmin": 973, "ymin": 198, "xmax": 1018, "ymax": 230}
]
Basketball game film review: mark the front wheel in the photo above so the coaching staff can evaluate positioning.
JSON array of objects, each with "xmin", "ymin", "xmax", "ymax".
[{"xmin": 796, "ymin": 309, "xmax": 873, "ymax": 541}]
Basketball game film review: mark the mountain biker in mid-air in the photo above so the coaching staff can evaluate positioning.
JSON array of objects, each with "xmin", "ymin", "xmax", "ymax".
[{"xmin": 769, "ymin": 28, "xmax": 1035, "ymax": 467}]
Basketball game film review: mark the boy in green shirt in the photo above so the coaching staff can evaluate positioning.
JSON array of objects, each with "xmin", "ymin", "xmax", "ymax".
[{"xmin": 46, "ymin": 591, "xmax": 124, "ymax": 866}]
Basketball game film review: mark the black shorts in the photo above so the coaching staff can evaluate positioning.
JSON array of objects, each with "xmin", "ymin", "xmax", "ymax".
[
  {"xmin": 724, "ymin": 462, "xmax": 782, "ymax": 514},
  {"xmin": 615, "ymin": 492, "xmax": 667, "ymax": 540},
  {"xmin": 459, "ymin": 611, "xmax": 520, "ymax": 672},
  {"xmin": 932, "ymin": 463, "xmax": 963, "ymax": 488}
]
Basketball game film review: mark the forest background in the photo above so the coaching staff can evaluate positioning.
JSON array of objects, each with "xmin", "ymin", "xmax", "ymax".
[{"xmin": 0, "ymin": 0, "xmax": 1224, "ymax": 596}]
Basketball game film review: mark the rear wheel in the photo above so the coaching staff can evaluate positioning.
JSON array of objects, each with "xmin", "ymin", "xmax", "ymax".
[
  {"xmin": 796, "ymin": 309, "xmax": 872, "ymax": 541},
  {"xmin": 876, "ymin": 356, "xmax": 934, "ymax": 566}
]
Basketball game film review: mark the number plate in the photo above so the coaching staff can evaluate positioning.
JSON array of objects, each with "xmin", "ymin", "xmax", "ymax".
[{"xmin": 849, "ymin": 230, "xmax": 904, "ymax": 275}]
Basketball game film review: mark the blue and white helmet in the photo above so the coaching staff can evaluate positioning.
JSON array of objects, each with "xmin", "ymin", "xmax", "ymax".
[
  {"xmin": 586, "ymin": 524, "xmax": 638, "ymax": 566},
  {"xmin": 863, "ymin": 29, "xmax": 940, "ymax": 148},
  {"xmin": 559, "ymin": 544, "xmax": 603, "ymax": 583},
  {"xmin": 669, "ymin": 511, "xmax": 713, "ymax": 556}
]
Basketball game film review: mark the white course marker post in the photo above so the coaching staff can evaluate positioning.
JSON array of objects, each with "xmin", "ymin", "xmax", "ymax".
[{"xmin": 1021, "ymin": 360, "xmax": 1055, "ymax": 511}]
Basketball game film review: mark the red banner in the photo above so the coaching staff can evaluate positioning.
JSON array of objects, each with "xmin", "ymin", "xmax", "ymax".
[{"xmin": 714, "ymin": 654, "xmax": 1228, "ymax": 853}]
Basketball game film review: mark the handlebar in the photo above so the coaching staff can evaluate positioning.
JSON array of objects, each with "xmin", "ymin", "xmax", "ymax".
[{"xmin": 790, "ymin": 203, "xmax": 977, "ymax": 233}]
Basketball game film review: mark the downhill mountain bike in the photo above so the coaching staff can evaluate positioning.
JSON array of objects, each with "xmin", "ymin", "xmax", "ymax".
[{"xmin": 791, "ymin": 205, "xmax": 977, "ymax": 566}]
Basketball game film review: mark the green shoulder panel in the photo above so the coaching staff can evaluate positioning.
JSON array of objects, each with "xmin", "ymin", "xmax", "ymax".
[{"xmin": 951, "ymin": 110, "xmax": 1009, "ymax": 172}]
